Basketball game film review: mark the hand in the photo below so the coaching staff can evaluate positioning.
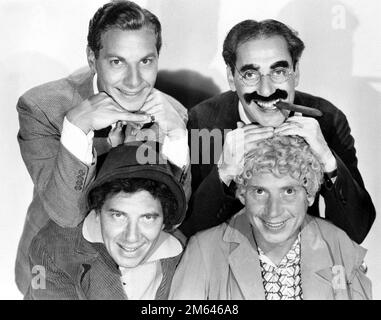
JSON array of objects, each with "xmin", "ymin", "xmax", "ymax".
[
  {"xmin": 66, "ymin": 92, "xmax": 151, "ymax": 134},
  {"xmin": 274, "ymin": 116, "xmax": 337, "ymax": 172},
  {"xmin": 218, "ymin": 122, "xmax": 274, "ymax": 184},
  {"xmin": 140, "ymin": 89, "xmax": 186, "ymax": 138}
]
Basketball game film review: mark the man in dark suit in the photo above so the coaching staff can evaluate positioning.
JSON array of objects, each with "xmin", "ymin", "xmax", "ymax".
[
  {"xmin": 16, "ymin": 0, "xmax": 189, "ymax": 294},
  {"xmin": 180, "ymin": 19, "xmax": 375, "ymax": 243}
]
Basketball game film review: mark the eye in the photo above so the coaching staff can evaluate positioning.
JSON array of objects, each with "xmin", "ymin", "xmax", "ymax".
[
  {"xmin": 271, "ymin": 67, "xmax": 289, "ymax": 77},
  {"xmin": 285, "ymin": 188, "xmax": 295, "ymax": 195},
  {"xmin": 142, "ymin": 214, "xmax": 159, "ymax": 222},
  {"xmin": 242, "ymin": 70, "xmax": 259, "ymax": 80},
  {"xmin": 141, "ymin": 58, "xmax": 153, "ymax": 65},
  {"xmin": 110, "ymin": 59, "xmax": 123, "ymax": 67},
  {"xmin": 255, "ymin": 188, "xmax": 265, "ymax": 195},
  {"xmin": 111, "ymin": 212, "xmax": 125, "ymax": 220}
]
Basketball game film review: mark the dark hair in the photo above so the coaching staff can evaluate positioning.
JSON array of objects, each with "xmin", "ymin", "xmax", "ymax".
[
  {"xmin": 222, "ymin": 19, "xmax": 305, "ymax": 73},
  {"xmin": 88, "ymin": 178, "xmax": 178, "ymax": 231},
  {"xmin": 87, "ymin": 0, "xmax": 162, "ymax": 58}
]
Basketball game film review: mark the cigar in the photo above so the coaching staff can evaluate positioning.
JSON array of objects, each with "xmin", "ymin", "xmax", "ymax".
[{"xmin": 275, "ymin": 101, "xmax": 323, "ymax": 117}]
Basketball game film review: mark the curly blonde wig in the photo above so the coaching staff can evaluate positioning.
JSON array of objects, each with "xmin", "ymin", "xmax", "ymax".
[{"xmin": 235, "ymin": 135, "xmax": 324, "ymax": 198}]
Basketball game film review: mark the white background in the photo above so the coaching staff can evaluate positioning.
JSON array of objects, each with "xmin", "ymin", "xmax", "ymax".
[{"xmin": 0, "ymin": 0, "xmax": 380, "ymax": 299}]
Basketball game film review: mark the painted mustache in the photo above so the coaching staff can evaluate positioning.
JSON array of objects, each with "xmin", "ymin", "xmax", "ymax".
[{"xmin": 243, "ymin": 89, "xmax": 288, "ymax": 104}]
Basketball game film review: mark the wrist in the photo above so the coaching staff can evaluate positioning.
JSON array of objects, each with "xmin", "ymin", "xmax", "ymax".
[
  {"xmin": 66, "ymin": 110, "xmax": 92, "ymax": 134},
  {"xmin": 321, "ymin": 150, "xmax": 337, "ymax": 173}
]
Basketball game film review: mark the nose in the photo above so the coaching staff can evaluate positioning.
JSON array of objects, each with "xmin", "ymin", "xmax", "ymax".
[
  {"xmin": 266, "ymin": 196, "xmax": 281, "ymax": 219},
  {"xmin": 257, "ymin": 74, "xmax": 276, "ymax": 97},
  {"xmin": 124, "ymin": 221, "xmax": 139, "ymax": 243},
  {"xmin": 123, "ymin": 66, "xmax": 142, "ymax": 89}
]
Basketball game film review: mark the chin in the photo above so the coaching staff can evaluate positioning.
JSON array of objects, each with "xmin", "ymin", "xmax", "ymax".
[
  {"xmin": 259, "ymin": 114, "xmax": 287, "ymax": 127},
  {"xmin": 117, "ymin": 257, "xmax": 143, "ymax": 269}
]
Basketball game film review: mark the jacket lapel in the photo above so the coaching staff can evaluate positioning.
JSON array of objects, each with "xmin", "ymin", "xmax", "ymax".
[
  {"xmin": 74, "ymin": 232, "xmax": 127, "ymax": 300},
  {"xmin": 224, "ymin": 211, "xmax": 265, "ymax": 300},
  {"xmin": 300, "ymin": 216, "xmax": 336, "ymax": 299}
]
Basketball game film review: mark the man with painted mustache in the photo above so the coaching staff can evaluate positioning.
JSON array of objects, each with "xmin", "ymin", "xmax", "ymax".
[{"xmin": 181, "ymin": 19, "xmax": 375, "ymax": 245}]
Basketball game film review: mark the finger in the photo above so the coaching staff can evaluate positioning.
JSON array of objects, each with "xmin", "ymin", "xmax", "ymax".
[
  {"xmin": 286, "ymin": 116, "xmax": 313, "ymax": 125},
  {"xmin": 236, "ymin": 121, "xmax": 245, "ymax": 128},
  {"xmin": 275, "ymin": 127, "xmax": 304, "ymax": 138},
  {"xmin": 243, "ymin": 126, "xmax": 274, "ymax": 135},
  {"xmin": 117, "ymin": 111, "xmax": 152, "ymax": 124},
  {"xmin": 244, "ymin": 130, "xmax": 275, "ymax": 142},
  {"xmin": 274, "ymin": 123, "xmax": 302, "ymax": 134}
]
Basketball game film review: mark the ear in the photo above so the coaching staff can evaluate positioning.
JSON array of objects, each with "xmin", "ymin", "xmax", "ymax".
[
  {"xmin": 307, "ymin": 195, "xmax": 315, "ymax": 207},
  {"xmin": 86, "ymin": 46, "xmax": 97, "ymax": 74},
  {"xmin": 293, "ymin": 61, "xmax": 300, "ymax": 87},
  {"xmin": 236, "ymin": 188, "xmax": 246, "ymax": 206},
  {"xmin": 92, "ymin": 209, "xmax": 100, "ymax": 221},
  {"xmin": 226, "ymin": 66, "xmax": 237, "ymax": 92}
]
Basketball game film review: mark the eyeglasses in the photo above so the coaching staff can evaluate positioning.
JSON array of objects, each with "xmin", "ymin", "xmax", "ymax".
[{"xmin": 234, "ymin": 65, "xmax": 294, "ymax": 86}]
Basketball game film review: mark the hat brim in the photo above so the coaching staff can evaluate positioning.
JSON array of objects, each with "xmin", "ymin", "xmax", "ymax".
[{"xmin": 86, "ymin": 165, "xmax": 186, "ymax": 227}]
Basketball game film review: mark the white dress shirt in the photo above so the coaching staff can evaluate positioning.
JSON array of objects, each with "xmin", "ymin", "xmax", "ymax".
[{"xmin": 61, "ymin": 73, "xmax": 189, "ymax": 168}]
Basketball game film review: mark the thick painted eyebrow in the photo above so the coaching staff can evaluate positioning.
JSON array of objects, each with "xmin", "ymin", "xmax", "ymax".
[
  {"xmin": 270, "ymin": 60, "xmax": 290, "ymax": 69},
  {"xmin": 240, "ymin": 64, "xmax": 259, "ymax": 73}
]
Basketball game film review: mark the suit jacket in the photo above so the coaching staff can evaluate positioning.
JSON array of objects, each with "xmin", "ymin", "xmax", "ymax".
[
  {"xmin": 25, "ymin": 220, "xmax": 180, "ymax": 300},
  {"xmin": 16, "ymin": 68, "xmax": 189, "ymax": 294},
  {"xmin": 170, "ymin": 213, "xmax": 371, "ymax": 300},
  {"xmin": 180, "ymin": 90, "xmax": 375, "ymax": 243}
]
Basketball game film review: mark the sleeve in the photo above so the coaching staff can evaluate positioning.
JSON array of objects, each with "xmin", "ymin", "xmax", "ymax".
[
  {"xmin": 169, "ymin": 235, "xmax": 209, "ymax": 300},
  {"xmin": 17, "ymin": 95, "xmax": 97, "ymax": 227},
  {"xmin": 319, "ymin": 104, "xmax": 376, "ymax": 243},
  {"xmin": 25, "ymin": 237, "xmax": 79, "ymax": 300},
  {"xmin": 180, "ymin": 165, "xmax": 240, "ymax": 237},
  {"xmin": 61, "ymin": 117, "xmax": 94, "ymax": 166},
  {"xmin": 179, "ymin": 106, "xmax": 241, "ymax": 237}
]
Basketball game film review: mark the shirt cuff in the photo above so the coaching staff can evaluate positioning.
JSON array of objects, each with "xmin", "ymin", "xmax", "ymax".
[
  {"xmin": 61, "ymin": 116, "xmax": 94, "ymax": 165},
  {"xmin": 162, "ymin": 129, "xmax": 189, "ymax": 168}
]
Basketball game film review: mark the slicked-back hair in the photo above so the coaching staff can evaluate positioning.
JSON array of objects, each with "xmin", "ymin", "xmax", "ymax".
[
  {"xmin": 87, "ymin": 0, "xmax": 162, "ymax": 58},
  {"xmin": 88, "ymin": 178, "xmax": 178, "ymax": 231},
  {"xmin": 222, "ymin": 19, "xmax": 305, "ymax": 73}
]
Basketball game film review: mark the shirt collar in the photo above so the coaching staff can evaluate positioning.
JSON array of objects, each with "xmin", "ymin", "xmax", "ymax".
[
  {"xmin": 238, "ymin": 101, "xmax": 252, "ymax": 125},
  {"xmin": 92, "ymin": 73, "xmax": 99, "ymax": 94},
  {"xmin": 82, "ymin": 210, "xmax": 183, "ymax": 264},
  {"xmin": 258, "ymin": 233, "xmax": 301, "ymax": 268}
]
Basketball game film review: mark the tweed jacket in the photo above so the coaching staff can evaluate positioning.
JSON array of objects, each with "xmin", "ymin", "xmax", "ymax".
[
  {"xmin": 180, "ymin": 91, "xmax": 375, "ymax": 243},
  {"xmin": 25, "ymin": 220, "xmax": 181, "ymax": 300},
  {"xmin": 170, "ymin": 212, "xmax": 371, "ymax": 300},
  {"xmin": 16, "ymin": 68, "xmax": 189, "ymax": 294}
]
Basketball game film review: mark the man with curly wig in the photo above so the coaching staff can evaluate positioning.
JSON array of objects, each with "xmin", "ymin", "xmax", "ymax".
[{"xmin": 170, "ymin": 136, "xmax": 371, "ymax": 300}]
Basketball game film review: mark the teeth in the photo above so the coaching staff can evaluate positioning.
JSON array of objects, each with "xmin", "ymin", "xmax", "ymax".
[
  {"xmin": 120, "ymin": 245, "xmax": 140, "ymax": 252},
  {"xmin": 118, "ymin": 88, "xmax": 142, "ymax": 96},
  {"xmin": 256, "ymin": 99, "xmax": 280, "ymax": 109},
  {"xmin": 263, "ymin": 220, "xmax": 286, "ymax": 229}
]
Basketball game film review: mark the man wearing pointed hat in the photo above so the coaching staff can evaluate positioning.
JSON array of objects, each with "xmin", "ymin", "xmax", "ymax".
[{"xmin": 25, "ymin": 141, "xmax": 186, "ymax": 300}]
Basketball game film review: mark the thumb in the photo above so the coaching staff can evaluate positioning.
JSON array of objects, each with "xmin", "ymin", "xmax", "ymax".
[
  {"xmin": 124, "ymin": 124, "xmax": 137, "ymax": 143},
  {"xmin": 236, "ymin": 121, "xmax": 245, "ymax": 129}
]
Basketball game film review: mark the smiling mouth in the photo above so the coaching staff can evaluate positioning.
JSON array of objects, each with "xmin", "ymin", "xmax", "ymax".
[
  {"xmin": 117, "ymin": 88, "xmax": 144, "ymax": 97},
  {"xmin": 254, "ymin": 98, "xmax": 282, "ymax": 111},
  {"xmin": 262, "ymin": 219, "xmax": 288, "ymax": 230},
  {"xmin": 118, "ymin": 243, "xmax": 143, "ymax": 253}
]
